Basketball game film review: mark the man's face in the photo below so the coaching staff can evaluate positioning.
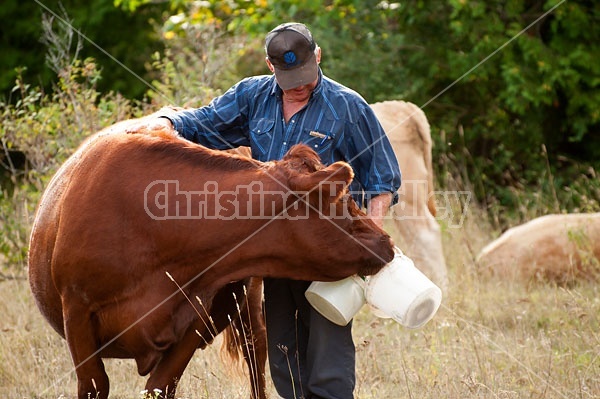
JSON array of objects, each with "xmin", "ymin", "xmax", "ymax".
[
  {"xmin": 281, "ymin": 80, "xmax": 318, "ymax": 102},
  {"xmin": 265, "ymin": 47, "xmax": 322, "ymax": 101}
]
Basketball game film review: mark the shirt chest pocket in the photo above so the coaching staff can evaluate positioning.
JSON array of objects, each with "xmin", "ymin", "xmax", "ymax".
[
  {"xmin": 303, "ymin": 129, "xmax": 336, "ymax": 159},
  {"xmin": 249, "ymin": 118, "xmax": 276, "ymax": 158}
]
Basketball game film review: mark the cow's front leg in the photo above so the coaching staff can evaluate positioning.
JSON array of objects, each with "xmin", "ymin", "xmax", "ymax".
[
  {"xmin": 62, "ymin": 299, "xmax": 110, "ymax": 399},
  {"xmin": 145, "ymin": 327, "xmax": 202, "ymax": 399}
]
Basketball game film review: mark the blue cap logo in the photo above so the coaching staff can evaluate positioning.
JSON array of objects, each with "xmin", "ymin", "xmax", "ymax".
[{"xmin": 283, "ymin": 51, "xmax": 298, "ymax": 68}]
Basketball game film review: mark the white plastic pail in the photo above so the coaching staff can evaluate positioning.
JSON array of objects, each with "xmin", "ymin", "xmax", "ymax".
[
  {"xmin": 305, "ymin": 275, "xmax": 366, "ymax": 326},
  {"xmin": 365, "ymin": 249, "xmax": 442, "ymax": 329}
]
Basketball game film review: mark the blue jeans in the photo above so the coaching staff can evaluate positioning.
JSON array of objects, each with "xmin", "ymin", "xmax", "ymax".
[{"xmin": 263, "ymin": 278, "xmax": 356, "ymax": 399}]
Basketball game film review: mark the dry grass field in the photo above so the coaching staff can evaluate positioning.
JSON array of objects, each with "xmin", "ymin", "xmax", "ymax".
[{"xmin": 1, "ymin": 203, "xmax": 599, "ymax": 399}]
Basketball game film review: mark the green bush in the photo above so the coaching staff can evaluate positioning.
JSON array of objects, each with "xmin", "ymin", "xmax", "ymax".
[{"xmin": 0, "ymin": 59, "xmax": 135, "ymax": 271}]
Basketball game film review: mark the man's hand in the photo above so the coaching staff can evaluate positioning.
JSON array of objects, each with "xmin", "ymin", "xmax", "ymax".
[
  {"xmin": 367, "ymin": 193, "xmax": 393, "ymax": 230},
  {"xmin": 125, "ymin": 117, "xmax": 174, "ymax": 135}
]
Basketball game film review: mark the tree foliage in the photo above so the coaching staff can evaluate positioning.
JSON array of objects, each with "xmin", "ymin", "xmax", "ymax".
[
  {"xmin": 0, "ymin": 0, "xmax": 168, "ymax": 100},
  {"xmin": 118, "ymin": 0, "xmax": 599, "ymax": 213},
  {"xmin": 2, "ymin": 0, "xmax": 599, "ymax": 225}
]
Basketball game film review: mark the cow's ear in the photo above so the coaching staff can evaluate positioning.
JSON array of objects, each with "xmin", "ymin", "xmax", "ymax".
[
  {"xmin": 288, "ymin": 161, "xmax": 354, "ymax": 202},
  {"xmin": 282, "ymin": 144, "xmax": 323, "ymax": 173}
]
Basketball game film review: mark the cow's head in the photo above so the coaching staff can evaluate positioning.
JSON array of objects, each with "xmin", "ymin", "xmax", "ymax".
[{"xmin": 268, "ymin": 144, "xmax": 395, "ymax": 280}]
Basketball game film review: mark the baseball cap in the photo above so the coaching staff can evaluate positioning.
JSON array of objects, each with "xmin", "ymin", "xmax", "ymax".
[{"xmin": 265, "ymin": 23, "xmax": 319, "ymax": 90}]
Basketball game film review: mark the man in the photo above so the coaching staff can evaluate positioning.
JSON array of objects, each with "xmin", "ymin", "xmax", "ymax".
[{"xmin": 140, "ymin": 22, "xmax": 401, "ymax": 399}]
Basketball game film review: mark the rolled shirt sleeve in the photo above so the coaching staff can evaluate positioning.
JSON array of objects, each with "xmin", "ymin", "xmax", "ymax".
[
  {"xmin": 341, "ymin": 102, "xmax": 401, "ymax": 207},
  {"xmin": 164, "ymin": 80, "xmax": 253, "ymax": 150}
]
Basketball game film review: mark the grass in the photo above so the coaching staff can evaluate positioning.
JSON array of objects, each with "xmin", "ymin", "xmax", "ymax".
[{"xmin": 1, "ymin": 201, "xmax": 599, "ymax": 398}]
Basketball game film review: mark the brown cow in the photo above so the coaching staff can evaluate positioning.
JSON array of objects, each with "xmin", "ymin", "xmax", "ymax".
[
  {"xmin": 370, "ymin": 101, "xmax": 448, "ymax": 290},
  {"xmin": 28, "ymin": 118, "xmax": 395, "ymax": 399},
  {"xmin": 476, "ymin": 213, "xmax": 600, "ymax": 284}
]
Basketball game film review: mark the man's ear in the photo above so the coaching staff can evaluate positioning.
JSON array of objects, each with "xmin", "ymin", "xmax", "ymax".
[
  {"xmin": 288, "ymin": 161, "xmax": 354, "ymax": 203},
  {"xmin": 265, "ymin": 57, "xmax": 275, "ymax": 73}
]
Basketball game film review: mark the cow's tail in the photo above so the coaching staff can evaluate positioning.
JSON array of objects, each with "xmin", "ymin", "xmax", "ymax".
[
  {"xmin": 220, "ymin": 277, "xmax": 266, "ymax": 371},
  {"xmin": 222, "ymin": 322, "xmax": 243, "ymax": 364},
  {"xmin": 219, "ymin": 278, "xmax": 268, "ymax": 399},
  {"xmin": 409, "ymin": 102, "xmax": 437, "ymax": 217}
]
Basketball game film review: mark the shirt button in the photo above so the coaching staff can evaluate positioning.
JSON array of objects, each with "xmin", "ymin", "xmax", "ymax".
[{"xmin": 283, "ymin": 142, "xmax": 287, "ymax": 145}]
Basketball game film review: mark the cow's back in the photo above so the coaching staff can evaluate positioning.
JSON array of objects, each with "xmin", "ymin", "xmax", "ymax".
[
  {"xmin": 370, "ymin": 100, "xmax": 435, "ymax": 216},
  {"xmin": 477, "ymin": 213, "xmax": 600, "ymax": 283}
]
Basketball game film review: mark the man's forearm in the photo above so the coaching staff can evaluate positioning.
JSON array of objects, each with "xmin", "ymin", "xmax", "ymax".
[{"xmin": 367, "ymin": 193, "xmax": 393, "ymax": 229}]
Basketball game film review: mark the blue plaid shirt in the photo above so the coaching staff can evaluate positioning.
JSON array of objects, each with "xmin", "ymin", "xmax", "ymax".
[{"xmin": 164, "ymin": 71, "xmax": 401, "ymax": 207}]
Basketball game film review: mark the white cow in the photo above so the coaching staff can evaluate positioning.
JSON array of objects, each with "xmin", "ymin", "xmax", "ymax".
[
  {"xmin": 476, "ymin": 213, "xmax": 600, "ymax": 284},
  {"xmin": 370, "ymin": 101, "xmax": 448, "ymax": 291}
]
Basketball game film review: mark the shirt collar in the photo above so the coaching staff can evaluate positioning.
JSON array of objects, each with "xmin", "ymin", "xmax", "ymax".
[
  {"xmin": 312, "ymin": 69, "xmax": 323, "ymax": 96},
  {"xmin": 269, "ymin": 75, "xmax": 280, "ymax": 96}
]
